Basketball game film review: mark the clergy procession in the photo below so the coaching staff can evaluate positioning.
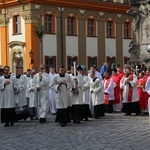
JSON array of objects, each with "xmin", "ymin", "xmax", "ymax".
[{"xmin": 0, "ymin": 62, "xmax": 150, "ymax": 127}]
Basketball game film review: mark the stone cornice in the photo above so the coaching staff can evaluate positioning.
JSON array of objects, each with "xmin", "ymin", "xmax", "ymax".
[{"xmin": 0, "ymin": 0, "xmax": 131, "ymax": 14}]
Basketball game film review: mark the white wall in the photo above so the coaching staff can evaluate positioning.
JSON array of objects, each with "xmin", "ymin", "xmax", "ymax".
[
  {"xmin": 105, "ymin": 38, "xmax": 116, "ymax": 57},
  {"xmin": 43, "ymin": 34, "xmax": 57, "ymax": 57},
  {"xmin": 66, "ymin": 36, "xmax": 78, "ymax": 56},
  {"xmin": 9, "ymin": 17, "xmax": 25, "ymax": 42},
  {"xmin": 123, "ymin": 39, "xmax": 131, "ymax": 57},
  {"xmin": 86, "ymin": 37, "xmax": 98, "ymax": 57}
]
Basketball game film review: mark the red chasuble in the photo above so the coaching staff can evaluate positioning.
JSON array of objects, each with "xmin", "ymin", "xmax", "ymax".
[
  {"xmin": 138, "ymin": 78, "xmax": 145, "ymax": 109},
  {"xmin": 112, "ymin": 74, "xmax": 121, "ymax": 104},
  {"xmin": 104, "ymin": 77, "xmax": 111, "ymax": 105}
]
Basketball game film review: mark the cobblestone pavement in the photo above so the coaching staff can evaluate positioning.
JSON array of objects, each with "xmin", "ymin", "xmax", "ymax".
[{"xmin": 0, "ymin": 112, "xmax": 150, "ymax": 150}]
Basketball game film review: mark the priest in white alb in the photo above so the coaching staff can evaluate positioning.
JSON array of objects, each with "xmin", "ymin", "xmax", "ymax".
[
  {"xmin": 120, "ymin": 67, "xmax": 141, "ymax": 116},
  {"xmin": 51, "ymin": 66, "xmax": 73, "ymax": 127},
  {"xmin": 0, "ymin": 66, "xmax": 17, "ymax": 127},
  {"xmin": 32, "ymin": 64, "xmax": 50, "ymax": 123}
]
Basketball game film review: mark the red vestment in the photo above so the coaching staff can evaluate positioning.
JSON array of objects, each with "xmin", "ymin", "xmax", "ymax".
[
  {"xmin": 138, "ymin": 78, "xmax": 146, "ymax": 109},
  {"xmin": 112, "ymin": 74, "xmax": 121, "ymax": 104},
  {"xmin": 118, "ymin": 72, "xmax": 125, "ymax": 100},
  {"xmin": 104, "ymin": 77, "xmax": 111, "ymax": 105},
  {"xmin": 122, "ymin": 74, "xmax": 134, "ymax": 102},
  {"xmin": 143, "ymin": 75, "xmax": 149, "ymax": 109}
]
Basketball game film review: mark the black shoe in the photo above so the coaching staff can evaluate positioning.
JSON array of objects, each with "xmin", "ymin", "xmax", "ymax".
[
  {"xmin": 4, "ymin": 123, "xmax": 9, "ymax": 127},
  {"xmin": 60, "ymin": 123, "xmax": 66, "ymax": 127},
  {"xmin": 33, "ymin": 117, "xmax": 38, "ymax": 120},
  {"xmin": 84, "ymin": 118, "xmax": 88, "ymax": 121},
  {"xmin": 10, "ymin": 122, "xmax": 14, "ymax": 126},
  {"xmin": 73, "ymin": 120, "xmax": 77, "ymax": 123},
  {"xmin": 52, "ymin": 113, "xmax": 56, "ymax": 115},
  {"xmin": 39, "ymin": 118, "xmax": 46, "ymax": 123},
  {"xmin": 76, "ymin": 120, "xmax": 80, "ymax": 124},
  {"xmin": 124, "ymin": 113, "xmax": 131, "ymax": 116}
]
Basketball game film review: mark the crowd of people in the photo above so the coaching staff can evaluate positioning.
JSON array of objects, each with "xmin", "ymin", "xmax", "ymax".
[{"xmin": 0, "ymin": 62, "xmax": 150, "ymax": 127}]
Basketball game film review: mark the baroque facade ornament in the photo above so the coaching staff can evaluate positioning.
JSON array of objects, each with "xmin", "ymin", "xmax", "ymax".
[{"xmin": 23, "ymin": 14, "xmax": 39, "ymax": 23}]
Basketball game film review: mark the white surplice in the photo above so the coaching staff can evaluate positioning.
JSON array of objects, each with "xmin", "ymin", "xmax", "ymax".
[
  {"xmin": 51, "ymin": 73, "xmax": 73, "ymax": 109},
  {"xmin": 120, "ymin": 74, "xmax": 138, "ymax": 103},
  {"xmin": 69, "ymin": 73, "xmax": 84, "ymax": 105},
  {"xmin": 28, "ymin": 78, "xmax": 38, "ymax": 108},
  {"xmin": 14, "ymin": 75, "xmax": 27, "ymax": 107},
  {"xmin": 0, "ymin": 76, "xmax": 16, "ymax": 108},
  {"xmin": 32, "ymin": 72, "xmax": 50, "ymax": 118},
  {"xmin": 49, "ymin": 73, "xmax": 57, "ymax": 113},
  {"xmin": 90, "ymin": 78, "xmax": 104, "ymax": 106}
]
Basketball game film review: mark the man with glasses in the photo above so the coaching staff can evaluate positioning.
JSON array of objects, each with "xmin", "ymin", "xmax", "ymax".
[
  {"xmin": 32, "ymin": 64, "xmax": 50, "ymax": 123},
  {"xmin": 0, "ymin": 66, "xmax": 17, "ymax": 127}
]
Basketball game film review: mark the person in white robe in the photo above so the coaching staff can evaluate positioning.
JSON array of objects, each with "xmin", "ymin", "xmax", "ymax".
[
  {"xmin": 144, "ymin": 66, "xmax": 150, "ymax": 118},
  {"xmin": 51, "ymin": 66, "xmax": 73, "ymax": 127},
  {"xmin": 120, "ymin": 67, "xmax": 141, "ymax": 116},
  {"xmin": 90, "ymin": 71, "xmax": 105, "ymax": 118},
  {"xmin": 14, "ymin": 66, "xmax": 27, "ymax": 108},
  {"xmin": 0, "ymin": 66, "xmax": 17, "ymax": 127},
  {"xmin": 70, "ymin": 66, "xmax": 84, "ymax": 124},
  {"xmin": 88, "ymin": 65, "xmax": 103, "ymax": 115},
  {"xmin": 24, "ymin": 69, "xmax": 31, "ymax": 108},
  {"xmin": 103, "ymin": 71, "xmax": 115, "ymax": 113},
  {"xmin": 78, "ymin": 68, "xmax": 92, "ymax": 121},
  {"xmin": 28, "ymin": 69, "xmax": 38, "ymax": 119},
  {"xmin": 32, "ymin": 64, "xmax": 50, "ymax": 123},
  {"xmin": 49, "ymin": 66, "xmax": 57, "ymax": 114}
]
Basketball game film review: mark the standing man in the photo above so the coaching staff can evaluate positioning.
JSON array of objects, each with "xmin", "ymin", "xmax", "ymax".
[
  {"xmin": 88, "ymin": 65, "xmax": 102, "ymax": 115},
  {"xmin": 70, "ymin": 66, "xmax": 84, "ymax": 124},
  {"xmin": 103, "ymin": 71, "xmax": 115, "ymax": 113},
  {"xmin": 51, "ymin": 66, "xmax": 73, "ymax": 127},
  {"xmin": 32, "ymin": 64, "xmax": 50, "ymax": 123},
  {"xmin": 145, "ymin": 66, "xmax": 150, "ymax": 116},
  {"xmin": 49, "ymin": 66, "xmax": 57, "ymax": 114},
  {"xmin": 112, "ymin": 68, "xmax": 121, "ymax": 112},
  {"xmin": 25, "ymin": 69, "xmax": 31, "ymax": 108},
  {"xmin": 100, "ymin": 62, "xmax": 107, "ymax": 78},
  {"xmin": 15, "ymin": 66, "xmax": 27, "ymax": 108},
  {"xmin": 0, "ymin": 66, "xmax": 17, "ymax": 127},
  {"xmin": 120, "ymin": 67, "xmax": 141, "ymax": 116}
]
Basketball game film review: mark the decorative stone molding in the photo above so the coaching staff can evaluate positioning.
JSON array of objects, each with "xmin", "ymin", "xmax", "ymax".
[
  {"xmin": 8, "ymin": 41, "xmax": 25, "ymax": 49},
  {"xmin": 22, "ymin": 14, "xmax": 39, "ymax": 23},
  {"xmin": 35, "ymin": 5, "xmax": 41, "ymax": 9},
  {"xmin": 58, "ymin": 7, "xmax": 64, "ymax": 12},
  {"xmin": 99, "ymin": 12, "xmax": 104, "ymax": 16},
  {"xmin": 79, "ymin": 10, "xmax": 85, "ymax": 14},
  {"xmin": 117, "ymin": 14, "xmax": 122, "ymax": 18},
  {"xmin": 0, "ymin": 16, "xmax": 9, "ymax": 27}
]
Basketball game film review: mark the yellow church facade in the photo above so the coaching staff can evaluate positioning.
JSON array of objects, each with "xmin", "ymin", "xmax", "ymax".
[{"xmin": 0, "ymin": 0, "xmax": 132, "ymax": 72}]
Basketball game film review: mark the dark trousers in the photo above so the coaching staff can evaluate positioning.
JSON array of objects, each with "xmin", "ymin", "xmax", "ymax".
[
  {"xmin": 1, "ymin": 108, "xmax": 15, "ymax": 124},
  {"xmin": 105, "ymin": 100, "xmax": 113, "ymax": 113}
]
